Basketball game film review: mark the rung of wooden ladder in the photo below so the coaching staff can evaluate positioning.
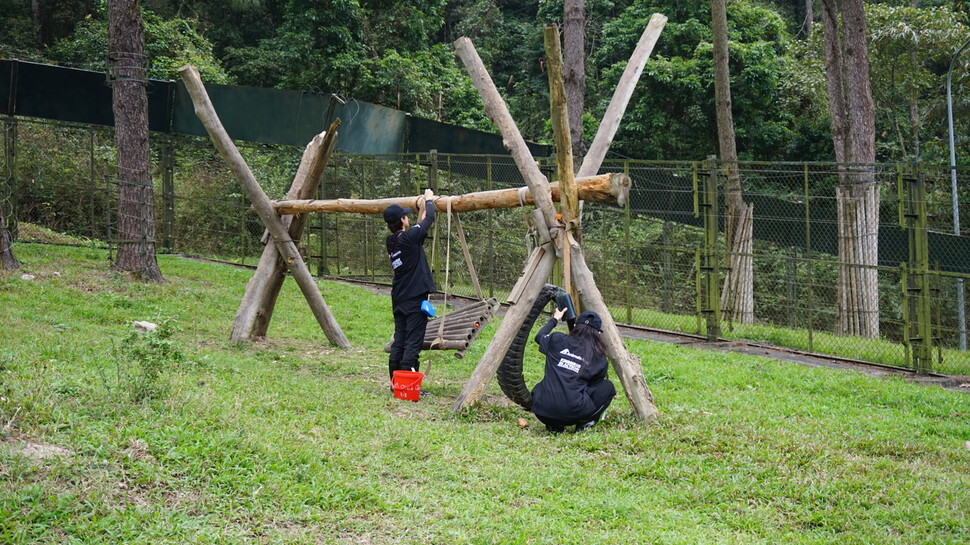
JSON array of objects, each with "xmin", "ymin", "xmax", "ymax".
[{"xmin": 383, "ymin": 298, "xmax": 500, "ymax": 359}]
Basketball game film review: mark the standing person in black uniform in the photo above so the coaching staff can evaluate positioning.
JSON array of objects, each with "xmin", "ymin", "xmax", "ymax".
[
  {"xmin": 531, "ymin": 307, "xmax": 616, "ymax": 433},
  {"xmin": 384, "ymin": 188, "xmax": 436, "ymax": 386}
]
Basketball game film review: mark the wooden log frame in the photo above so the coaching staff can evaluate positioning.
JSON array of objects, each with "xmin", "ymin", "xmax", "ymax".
[
  {"xmin": 273, "ymin": 173, "xmax": 630, "ymax": 215},
  {"xmin": 450, "ymin": 19, "xmax": 666, "ymax": 423},
  {"xmin": 232, "ymin": 123, "xmax": 340, "ymax": 342},
  {"xmin": 176, "ymin": 14, "xmax": 665, "ymax": 421},
  {"xmin": 178, "ymin": 65, "xmax": 351, "ymax": 349}
]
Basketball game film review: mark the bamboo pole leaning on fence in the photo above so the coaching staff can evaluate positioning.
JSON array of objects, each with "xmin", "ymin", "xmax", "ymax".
[{"xmin": 178, "ymin": 65, "xmax": 351, "ymax": 349}]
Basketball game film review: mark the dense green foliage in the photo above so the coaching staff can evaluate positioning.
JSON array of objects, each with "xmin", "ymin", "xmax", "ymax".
[{"xmin": 1, "ymin": 1, "xmax": 969, "ymax": 161}]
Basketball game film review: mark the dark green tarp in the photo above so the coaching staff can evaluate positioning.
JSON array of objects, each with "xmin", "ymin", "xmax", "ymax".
[
  {"xmin": 1, "ymin": 60, "xmax": 13, "ymax": 115},
  {"xmin": 12, "ymin": 60, "xmax": 172, "ymax": 131},
  {"xmin": 406, "ymin": 117, "xmax": 551, "ymax": 187},
  {"xmin": 331, "ymin": 99, "xmax": 406, "ymax": 154},
  {"xmin": 172, "ymin": 81, "xmax": 329, "ymax": 146}
]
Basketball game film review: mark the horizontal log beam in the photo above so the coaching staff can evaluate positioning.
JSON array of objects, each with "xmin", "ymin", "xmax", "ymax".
[{"xmin": 273, "ymin": 173, "xmax": 631, "ymax": 215}]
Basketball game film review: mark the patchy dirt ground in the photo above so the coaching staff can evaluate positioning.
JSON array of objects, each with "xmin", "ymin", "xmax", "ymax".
[{"xmin": 1, "ymin": 437, "xmax": 74, "ymax": 462}]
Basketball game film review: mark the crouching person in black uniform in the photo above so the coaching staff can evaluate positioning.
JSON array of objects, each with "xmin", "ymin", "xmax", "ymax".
[
  {"xmin": 531, "ymin": 308, "xmax": 616, "ymax": 433},
  {"xmin": 384, "ymin": 188, "xmax": 436, "ymax": 386}
]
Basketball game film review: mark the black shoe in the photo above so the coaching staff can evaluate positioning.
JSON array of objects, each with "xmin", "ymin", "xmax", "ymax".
[
  {"xmin": 420, "ymin": 390, "xmax": 430, "ymax": 396},
  {"xmin": 545, "ymin": 424, "xmax": 566, "ymax": 434},
  {"xmin": 576, "ymin": 421, "xmax": 596, "ymax": 432}
]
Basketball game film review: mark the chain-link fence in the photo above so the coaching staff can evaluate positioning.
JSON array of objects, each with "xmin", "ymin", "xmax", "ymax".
[{"xmin": 5, "ymin": 117, "xmax": 970, "ymax": 375}]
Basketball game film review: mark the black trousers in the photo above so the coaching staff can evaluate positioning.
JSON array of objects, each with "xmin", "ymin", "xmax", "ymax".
[
  {"xmin": 388, "ymin": 296, "xmax": 429, "ymax": 380},
  {"xmin": 534, "ymin": 379, "xmax": 616, "ymax": 429}
]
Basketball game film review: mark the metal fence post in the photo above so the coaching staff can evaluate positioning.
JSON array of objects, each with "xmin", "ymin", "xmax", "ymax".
[
  {"xmin": 804, "ymin": 163, "xmax": 815, "ymax": 352},
  {"xmin": 160, "ymin": 135, "xmax": 175, "ymax": 252},
  {"xmin": 487, "ymin": 155, "xmax": 495, "ymax": 299},
  {"xmin": 624, "ymin": 160, "xmax": 633, "ymax": 324},
  {"xmin": 900, "ymin": 162, "xmax": 934, "ymax": 374},
  {"xmin": 2, "ymin": 118, "xmax": 17, "ymax": 239},
  {"xmin": 696, "ymin": 156, "xmax": 721, "ymax": 340}
]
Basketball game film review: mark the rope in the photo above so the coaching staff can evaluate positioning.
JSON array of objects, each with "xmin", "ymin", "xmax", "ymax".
[
  {"xmin": 432, "ymin": 198, "xmax": 452, "ymax": 350},
  {"xmin": 453, "ymin": 212, "xmax": 485, "ymax": 302}
]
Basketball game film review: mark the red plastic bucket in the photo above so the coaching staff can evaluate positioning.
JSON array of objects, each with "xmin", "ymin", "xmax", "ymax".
[{"xmin": 392, "ymin": 370, "xmax": 424, "ymax": 401}]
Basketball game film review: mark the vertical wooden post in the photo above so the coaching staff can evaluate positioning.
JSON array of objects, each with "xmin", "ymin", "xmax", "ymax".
[{"xmin": 452, "ymin": 245, "xmax": 559, "ymax": 410}]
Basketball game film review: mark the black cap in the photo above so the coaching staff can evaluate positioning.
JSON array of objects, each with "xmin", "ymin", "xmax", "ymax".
[
  {"xmin": 576, "ymin": 311, "xmax": 602, "ymax": 332},
  {"xmin": 383, "ymin": 204, "xmax": 412, "ymax": 223}
]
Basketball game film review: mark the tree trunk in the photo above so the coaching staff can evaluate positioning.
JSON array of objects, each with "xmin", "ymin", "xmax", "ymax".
[
  {"xmin": 109, "ymin": 0, "xmax": 163, "ymax": 282},
  {"xmin": 31, "ymin": 0, "xmax": 44, "ymax": 45},
  {"xmin": 821, "ymin": 0, "xmax": 879, "ymax": 337},
  {"xmin": 821, "ymin": 0, "xmax": 848, "ymax": 165},
  {"xmin": 712, "ymin": 0, "xmax": 753, "ymax": 324},
  {"xmin": 563, "ymin": 0, "xmax": 586, "ymax": 160},
  {"xmin": 0, "ymin": 120, "xmax": 17, "ymax": 270},
  {"xmin": 0, "ymin": 208, "xmax": 18, "ymax": 270},
  {"xmin": 805, "ymin": 0, "xmax": 814, "ymax": 37}
]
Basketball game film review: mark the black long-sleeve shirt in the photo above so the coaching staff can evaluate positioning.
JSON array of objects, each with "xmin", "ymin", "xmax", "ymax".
[
  {"xmin": 386, "ymin": 204, "xmax": 436, "ymax": 305},
  {"xmin": 530, "ymin": 318, "xmax": 609, "ymax": 421}
]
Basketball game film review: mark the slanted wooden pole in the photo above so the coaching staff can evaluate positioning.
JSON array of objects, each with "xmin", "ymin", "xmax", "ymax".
[
  {"xmin": 274, "ymin": 173, "xmax": 630, "ymax": 214},
  {"xmin": 578, "ymin": 13, "xmax": 667, "ymax": 178},
  {"xmin": 453, "ymin": 37, "xmax": 559, "ymax": 229},
  {"xmin": 179, "ymin": 65, "xmax": 350, "ymax": 349},
  {"xmin": 452, "ymin": 244, "xmax": 559, "ymax": 411},
  {"xmin": 231, "ymin": 123, "xmax": 340, "ymax": 342},
  {"xmin": 569, "ymin": 241, "xmax": 659, "ymax": 422}
]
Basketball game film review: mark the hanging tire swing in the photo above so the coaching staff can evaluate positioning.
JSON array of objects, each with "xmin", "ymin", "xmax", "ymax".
[{"xmin": 495, "ymin": 283, "xmax": 563, "ymax": 410}]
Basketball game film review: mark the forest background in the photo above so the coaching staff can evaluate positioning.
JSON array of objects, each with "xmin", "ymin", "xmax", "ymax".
[{"xmin": 2, "ymin": 0, "xmax": 970, "ymax": 166}]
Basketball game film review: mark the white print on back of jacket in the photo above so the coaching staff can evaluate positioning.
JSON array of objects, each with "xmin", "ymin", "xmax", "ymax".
[
  {"xmin": 389, "ymin": 250, "xmax": 402, "ymax": 270},
  {"xmin": 556, "ymin": 347, "xmax": 584, "ymax": 373}
]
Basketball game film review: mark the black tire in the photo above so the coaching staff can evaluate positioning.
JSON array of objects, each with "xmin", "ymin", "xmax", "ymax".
[{"xmin": 496, "ymin": 283, "xmax": 560, "ymax": 410}]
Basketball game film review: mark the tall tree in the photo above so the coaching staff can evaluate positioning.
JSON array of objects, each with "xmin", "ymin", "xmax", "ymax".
[
  {"xmin": 712, "ymin": 0, "xmax": 754, "ymax": 324},
  {"xmin": 563, "ymin": 0, "xmax": 586, "ymax": 159},
  {"xmin": 821, "ymin": 0, "xmax": 878, "ymax": 337},
  {"xmin": 109, "ymin": 0, "xmax": 163, "ymax": 282},
  {"xmin": 805, "ymin": 0, "xmax": 814, "ymax": 36}
]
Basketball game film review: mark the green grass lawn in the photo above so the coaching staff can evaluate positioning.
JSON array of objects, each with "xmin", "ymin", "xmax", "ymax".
[{"xmin": 2, "ymin": 243, "xmax": 969, "ymax": 544}]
